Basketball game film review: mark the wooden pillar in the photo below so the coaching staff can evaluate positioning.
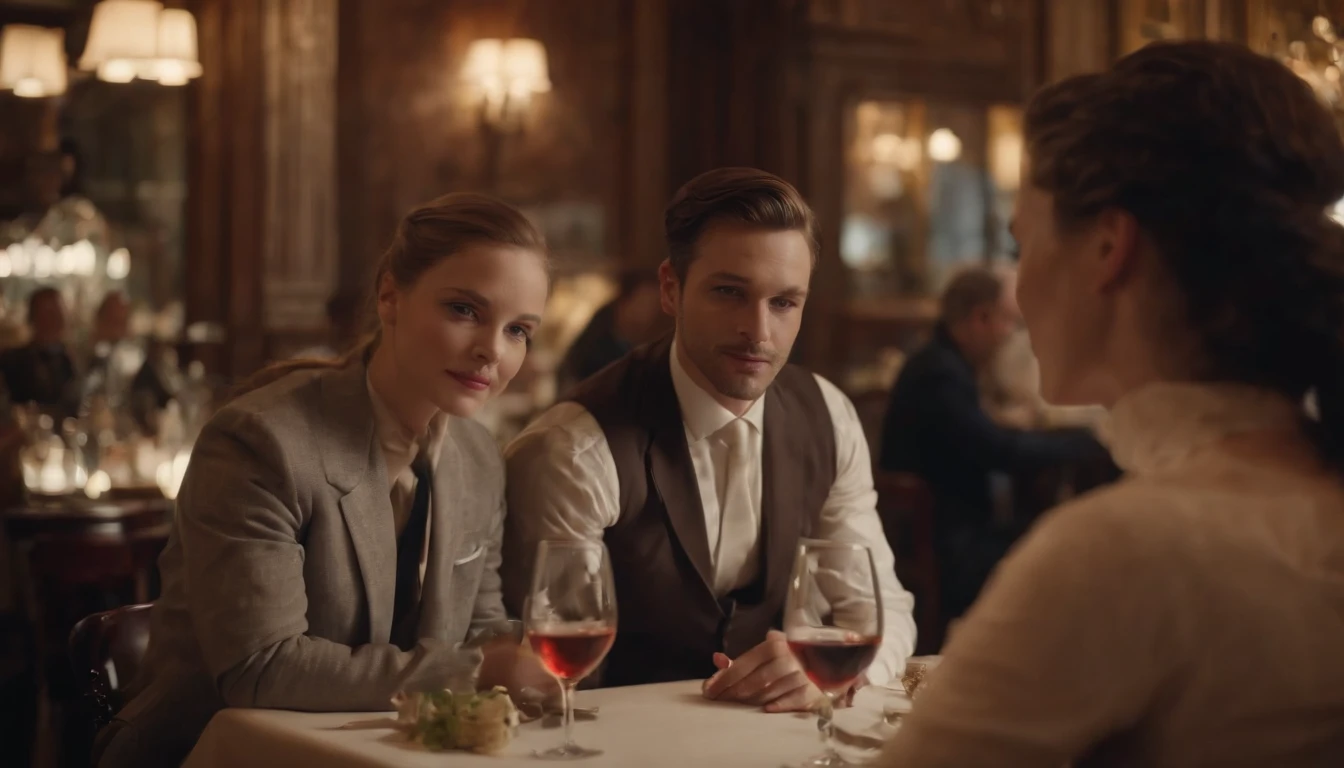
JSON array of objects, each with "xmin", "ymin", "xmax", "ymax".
[
  {"xmin": 1042, "ymin": 0, "xmax": 1117, "ymax": 81},
  {"xmin": 664, "ymin": 0, "xmax": 802, "ymax": 186},
  {"xmin": 261, "ymin": 0, "xmax": 338, "ymax": 350},
  {"xmin": 186, "ymin": 0, "xmax": 338, "ymax": 379},
  {"xmin": 620, "ymin": 0, "xmax": 669, "ymax": 269}
]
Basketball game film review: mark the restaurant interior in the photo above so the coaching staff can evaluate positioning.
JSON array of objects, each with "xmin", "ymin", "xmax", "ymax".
[{"xmin": 0, "ymin": 0, "xmax": 1340, "ymax": 766}]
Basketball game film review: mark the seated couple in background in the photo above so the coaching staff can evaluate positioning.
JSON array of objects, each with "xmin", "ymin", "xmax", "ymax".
[{"xmin": 97, "ymin": 169, "xmax": 919, "ymax": 768}]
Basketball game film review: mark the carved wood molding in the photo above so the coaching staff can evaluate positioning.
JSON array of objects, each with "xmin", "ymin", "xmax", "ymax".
[
  {"xmin": 186, "ymin": 0, "xmax": 338, "ymax": 377},
  {"xmin": 261, "ymin": 0, "xmax": 338, "ymax": 331},
  {"xmin": 807, "ymin": 0, "xmax": 1026, "ymax": 34}
]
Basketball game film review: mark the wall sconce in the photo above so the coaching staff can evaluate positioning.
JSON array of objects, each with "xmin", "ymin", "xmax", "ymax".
[
  {"xmin": 79, "ymin": 0, "xmax": 202, "ymax": 85},
  {"xmin": 461, "ymin": 37, "xmax": 551, "ymax": 127},
  {"xmin": 0, "ymin": 25, "xmax": 68, "ymax": 98}
]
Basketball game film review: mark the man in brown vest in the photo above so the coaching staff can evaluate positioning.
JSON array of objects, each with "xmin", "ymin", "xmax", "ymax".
[{"xmin": 503, "ymin": 168, "xmax": 916, "ymax": 712}]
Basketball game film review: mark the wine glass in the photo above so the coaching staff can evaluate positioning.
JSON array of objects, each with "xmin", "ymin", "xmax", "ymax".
[
  {"xmin": 524, "ymin": 540, "xmax": 618, "ymax": 760},
  {"xmin": 784, "ymin": 540, "xmax": 884, "ymax": 768}
]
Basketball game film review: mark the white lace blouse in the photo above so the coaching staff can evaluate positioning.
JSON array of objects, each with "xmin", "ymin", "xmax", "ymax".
[{"xmin": 879, "ymin": 382, "xmax": 1344, "ymax": 767}]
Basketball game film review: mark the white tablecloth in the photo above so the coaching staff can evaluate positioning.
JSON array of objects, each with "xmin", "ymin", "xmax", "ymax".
[{"xmin": 182, "ymin": 680, "xmax": 910, "ymax": 768}]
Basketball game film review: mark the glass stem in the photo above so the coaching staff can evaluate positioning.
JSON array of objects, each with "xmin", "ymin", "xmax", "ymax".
[
  {"xmin": 817, "ymin": 689, "xmax": 839, "ymax": 758},
  {"xmin": 561, "ymin": 681, "xmax": 576, "ymax": 749}
]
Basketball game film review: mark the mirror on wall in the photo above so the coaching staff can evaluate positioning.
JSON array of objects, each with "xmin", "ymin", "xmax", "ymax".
[
  {"xmin": 841, "ymin": 97, "xmax": 1022, "ymax": 301},
  {"xmin": 835, "ymin": 97, "xmax": 1023, "ymax": 392}
]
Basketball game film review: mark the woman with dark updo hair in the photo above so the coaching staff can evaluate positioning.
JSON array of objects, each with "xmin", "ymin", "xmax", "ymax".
[{"xmin": 880, "ymin": 41, "xmax": 1344, "ymax": 767}]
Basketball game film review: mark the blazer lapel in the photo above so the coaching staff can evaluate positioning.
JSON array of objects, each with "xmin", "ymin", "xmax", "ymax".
[
  {"xmin": 321, "ymin": 360, "xmax": 398, "ymax": 645},
  {"xmin": 417, "ymin": 423, "xmax": 465, "ymax": 641}
]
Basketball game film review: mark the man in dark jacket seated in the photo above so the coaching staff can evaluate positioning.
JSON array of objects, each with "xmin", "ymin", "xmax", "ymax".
[
  {"xmin": 879, "ymin": 267, "xmax": 1111, "ymax": 621},
  {"xmin": 0, "ymin": 286, "xmax": 78, "ymax": 419}
]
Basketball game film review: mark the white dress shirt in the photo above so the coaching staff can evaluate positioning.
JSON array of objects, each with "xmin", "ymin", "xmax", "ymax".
[
  {"xmin": 881, "ymin": 382, "xmax": 1344, "ymax": 767},
  {"xmin": 505, "ymin": 344, "xmax": 917, "ymax": 686},
  {"xmin": 366, "ymin": 375, "xmax": 447, "ymax": 583}
]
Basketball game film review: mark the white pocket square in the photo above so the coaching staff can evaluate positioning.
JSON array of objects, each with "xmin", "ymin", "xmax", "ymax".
[{"xmin": 453, "ymin": 544, "xmax": 485, "ymax": 565}]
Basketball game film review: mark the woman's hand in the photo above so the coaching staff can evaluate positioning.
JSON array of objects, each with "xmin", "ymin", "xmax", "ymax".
[{"xmin": 477, "ymin": 635, "xmax": 559, "ymax": 702}]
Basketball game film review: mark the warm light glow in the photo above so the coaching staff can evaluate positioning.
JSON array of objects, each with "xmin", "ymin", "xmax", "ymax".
[
  {"xmin": 107, "ymin": 247, "xmax": 131, "ymax": 279},
  {"xmin": 80, "ymin": 1, "xmax": 200, "ymax": 85},
  {"xmin": 871, "ymin": 132, "xmax": 921, "ymax": 171},
  {"xmin": 501, "ymin": 39, "xmax": 550, "ymax": 96},
  {"xmin": 38, "ymin": 447, "xmax": 66, "ymax": 494},
  {"xmin": 76, "ymin": 239, "xmax": 97, "ymax": 275},
  {"xmin": 153, "ymin": 58, "xmax": 188, "ymax": 85},
  {"xmin": 866, "ymin": 166, "xmax": 904, "ymax": 199},
  {"xmin": 10, "ymin": 241, "xmax": 31, "ymax": 277},
  {"xmin": 33, "ymin": 245, "xmax": 54, "ymax": 278},
  {"xmin": 462, "ymin": 38, "xmax": 503, "ymax": 90},
  {"xmin": 152, "ymin": 9, "xmax": 201, "ymax": 84},
  {"xmin": 461, "ymin": 37, "xmax": 550, "ymax": 123},
  {"xmin": 55, "ymin": 244, "xmax": 75, "ymax": 275},
  {"xmin": 0, "ymin": 25, "xmax": 68, "ymax": 98},
  {"xmin": 1315, "ymin": 16, "xmax": 1337, "ymax": 43},
  {"xmin": 98, "ymin": 60, "xmax": 137, "ymax": 83},
  {"xmin": 156, "ymin": 450, "xmax": 190, "ymax": 500},
  {"xmin": 85, "ymin": 469, "xmax": 112, "ymax": 500},
  {"xmin": 927, "ymin": 128, "xmax": 963, "ymax": 163},
  {"xmin": 991, "ymin": 133, "xmax": 1022, "ymax": 190},
  {"xmin": 81, "ymin": 1, "xmax": 160, "ymax": 73},
  {"xmin": 988, "ymin": 105, "xmax": 1024, "ymax": 192}
]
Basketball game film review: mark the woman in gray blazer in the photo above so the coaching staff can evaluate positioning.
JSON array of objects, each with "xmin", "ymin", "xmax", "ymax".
[{"xmin": 97, "ymin": 193, "xmax": 552, "ymax": 768}]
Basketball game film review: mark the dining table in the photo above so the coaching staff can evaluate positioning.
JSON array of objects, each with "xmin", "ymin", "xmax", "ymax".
[{"xmin": 182, "ymin": 678, "xmax": 912, "ymax": 768}]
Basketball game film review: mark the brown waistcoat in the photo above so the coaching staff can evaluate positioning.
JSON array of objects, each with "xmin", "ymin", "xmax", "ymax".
[{"xmin": 565, "ymin": 337, "xmax": 836, "ymax": 686}]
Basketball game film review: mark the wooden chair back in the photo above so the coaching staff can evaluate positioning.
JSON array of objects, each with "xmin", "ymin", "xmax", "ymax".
[
  {"xmin": 875, "ymin": 471, "xmax": 943, "ymax": 654},
  {"xmin": 68, "ymin": 602, "xmax": 154, "ymax": 732}
]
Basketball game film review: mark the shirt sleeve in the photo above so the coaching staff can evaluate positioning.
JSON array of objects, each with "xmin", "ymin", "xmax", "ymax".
[
  {"xmin": 500, "ymin": 401, "xmax": 621, "ymax": 616},
  {"xmin": 878, "ymin": 491, "xmax": 1183, "ymax": 767},
  {"xmin": 813, "ymin": 374, "xmax": 918, "ymax": 686}
]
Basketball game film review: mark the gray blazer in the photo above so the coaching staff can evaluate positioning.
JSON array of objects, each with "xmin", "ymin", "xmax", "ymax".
[{"xmin": 98, "ymin": 359, "xmax": 507, "ymax": 768}]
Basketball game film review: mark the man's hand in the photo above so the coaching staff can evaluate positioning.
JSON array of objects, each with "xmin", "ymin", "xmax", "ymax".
[{"xmin": 701, "ymin": 631, "xmax": 823, "ymax": 712}]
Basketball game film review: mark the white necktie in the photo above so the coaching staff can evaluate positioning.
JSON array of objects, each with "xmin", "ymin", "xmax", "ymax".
[{"xmin": 713, "ymin": 417, "xmax": 758, "ymax": 595}]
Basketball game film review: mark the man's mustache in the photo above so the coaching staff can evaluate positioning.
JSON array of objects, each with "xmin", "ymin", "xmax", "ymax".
[{"xmin": 717, "ymin": 344, "xmax": 776, "ymax": 362}]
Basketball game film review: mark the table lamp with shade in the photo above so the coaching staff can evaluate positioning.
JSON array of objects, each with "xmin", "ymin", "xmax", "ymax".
[
  {"xmin": 79, "ymin": 0, "xmax": 201, "ymax": 86},
  {"xmin": 0, "ymin": 24, "xmax": 68, "ymax": 98}
]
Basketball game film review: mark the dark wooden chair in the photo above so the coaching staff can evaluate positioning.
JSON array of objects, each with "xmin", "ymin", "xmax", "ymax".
[
  {"xmin": 5, "ymin": 498, "xmax": 170, "ymax": 766},
  {"xmin": 68, "ymin": 603, "xmax": 154, "ymax": 733},
  {"xmin": 874, "ymin": 471, "xmax": 943, "ymax": 655}
]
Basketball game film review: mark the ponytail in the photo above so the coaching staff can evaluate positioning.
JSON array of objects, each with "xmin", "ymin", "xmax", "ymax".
[{"xmin": 225, "ymin": 334, "xmax": 376, "ymax": 403}]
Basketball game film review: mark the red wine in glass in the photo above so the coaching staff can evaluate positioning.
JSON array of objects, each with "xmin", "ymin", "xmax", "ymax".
[
  {"xmin": 787, "ymin": 630, "xmax": 881, "ymax": 691},
  {"xmin": 528, "ymin": 625, "xmax": 616, "ymax": 682},
  {"xmin": 784, "ymin": 540, "xmax": 884, "ymax": 768},
  {"xmin": 525, "ymin": 540, "xmax": 618, "ymax": 760}
]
